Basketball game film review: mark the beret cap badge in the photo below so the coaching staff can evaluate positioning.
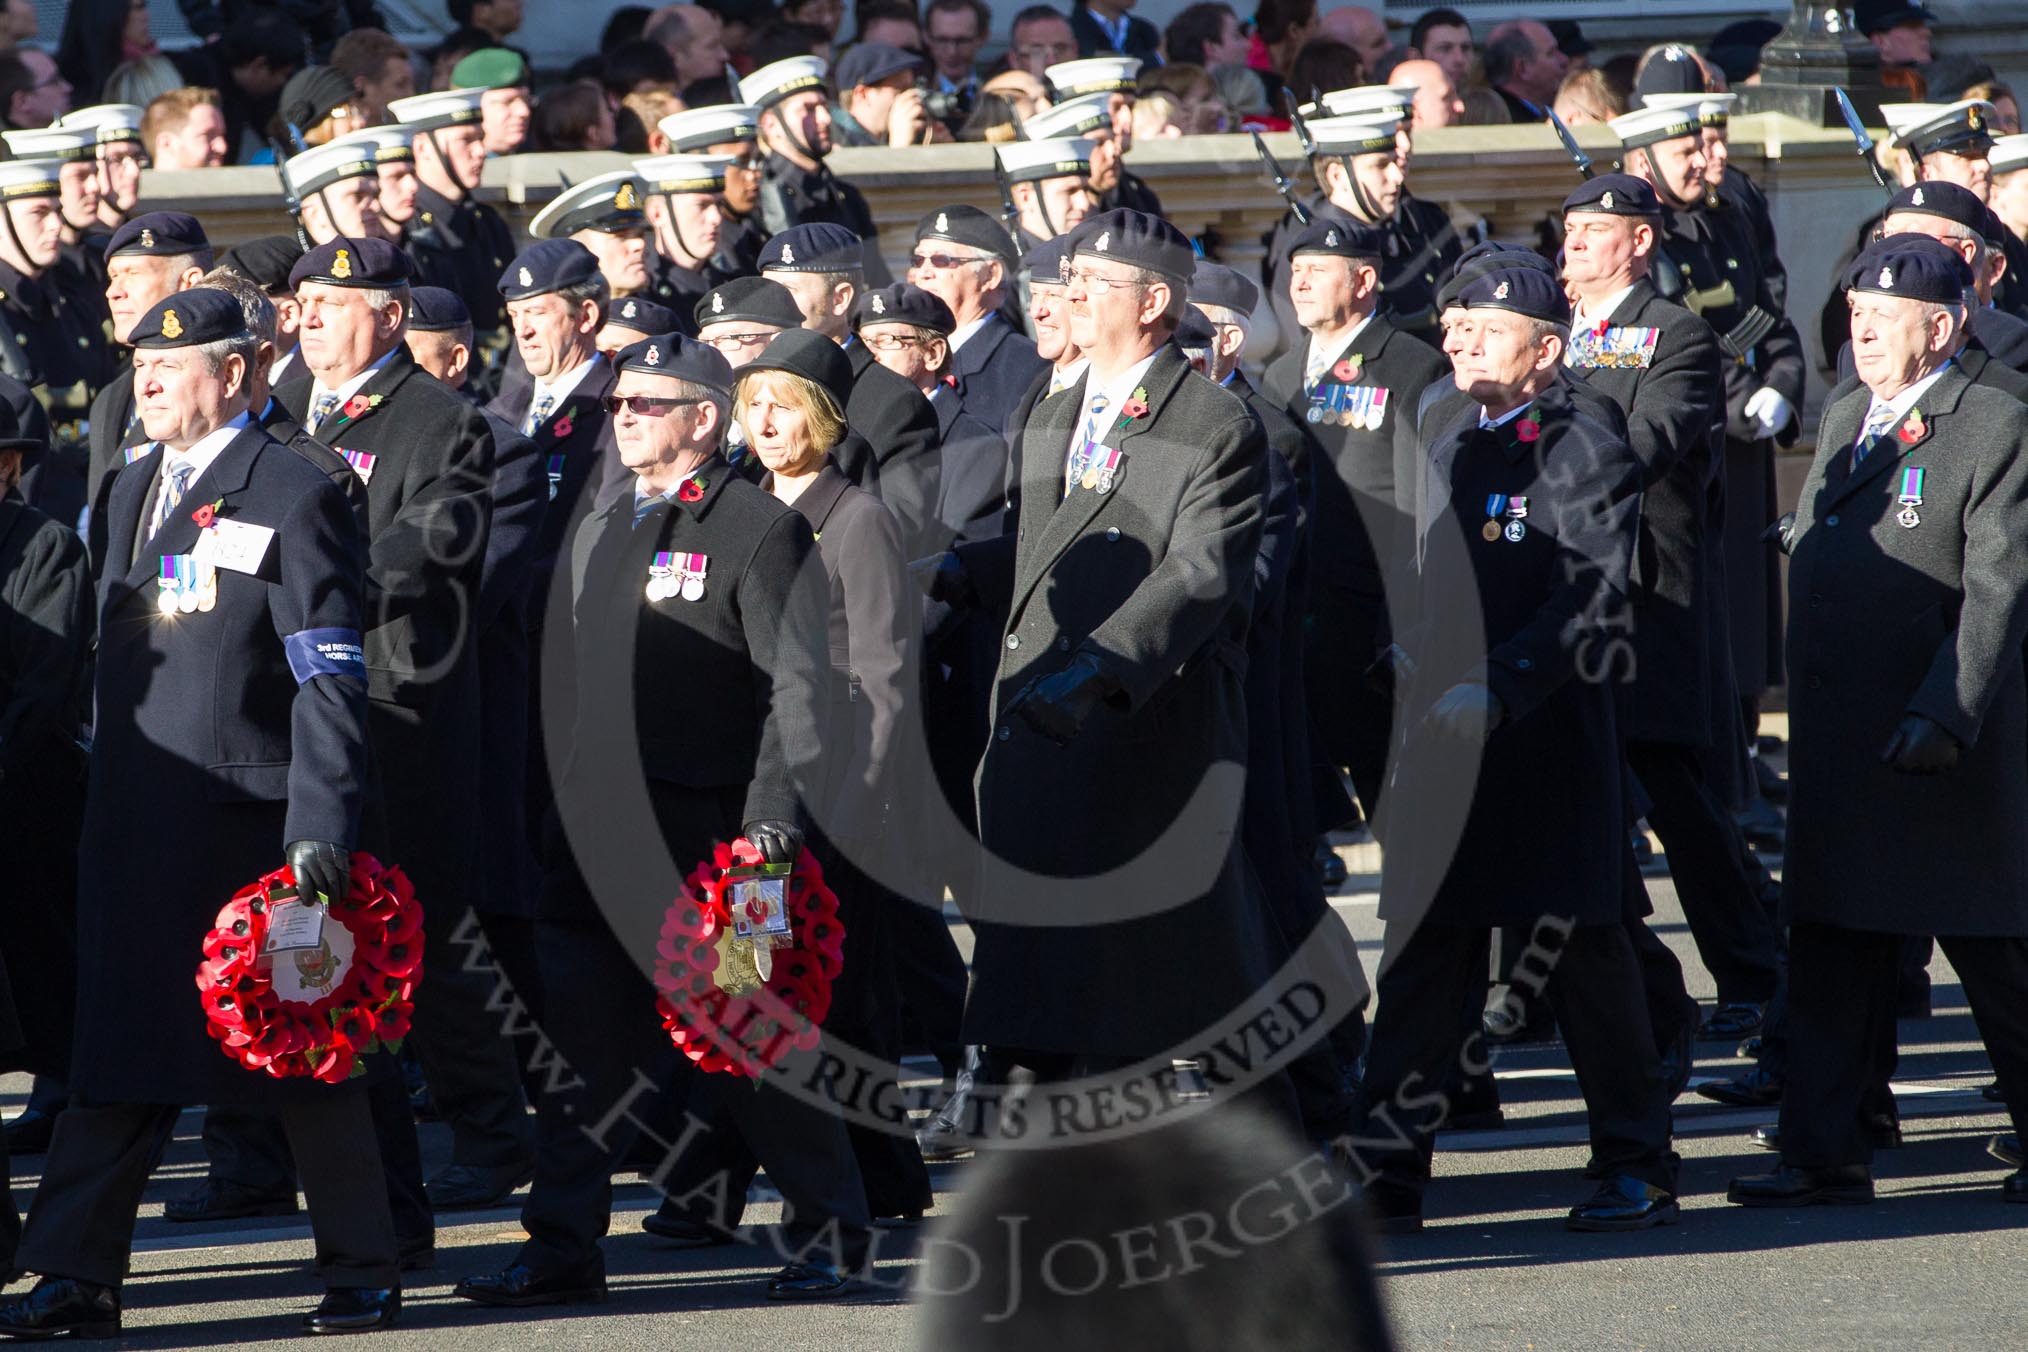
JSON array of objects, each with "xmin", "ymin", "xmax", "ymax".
[
  {"xmin": 519, "ymin": 265, "xmax": 533, "ymax": 286},
  {"xmin": 781, "ymin": 244, "xmax": 795, "ymax": 264},
  {"xmin": 871, "ymin": 295, "xmax": 885, "ymax": 313},
  {"xmin": 614, "ymin": 181, "xmax": 640, "ymax": 210},
  {"xmin": 1601, "ymin": 190, "xmax": 1614, "ymax": 209},
  {"xmin": 1094, "ymin": 231, "xmax": 1110, "ymax": 252},
  {"xmin": 139, "ymin": 227, "xmax": 154, "ymax": 248},
  {"xmin": 1325, "ymin": 228, "xmax": 1339, "ymax": 246},
  {"xmin": 1880, "ymin": 266, "xmax": 1894, "ymax": 287},
  {"xmin": 935, "ymin": 211, "xmax": 948, "ymax": 231},
  {"xmin": 332, "ymin": 249, "xmax": 352, "ymax": 279},
  {"xmin": 711, "ymin": 293, "xmax": 724, "ymax": 312},
  {"xmin": 623, "ymin": 300, "xmax": 637, "ymax": 317},
  {"xmin": 161, "ymin": 309, "xmax": 182, "ymax": 340},
  {"xmin": 1494, "ymin": 280, "xmax": 1510, "ymax": 299},
  {"xmin": 646, "ymin": 344, "xmax": 661, "ymax": 365}
]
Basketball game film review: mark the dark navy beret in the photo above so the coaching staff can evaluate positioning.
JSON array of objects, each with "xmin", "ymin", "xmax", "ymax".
[
  {"xmin": 851, "ymin": 282, "xmax": 956, "ymax": 335},
  {"xmin": 289, "ymin": 236, "xmax": 411, "ymax": 290},
  {"xmin": 1884, "ymin": 179, "xmax": 1985, "ymax": 232},
  {"xmin": 1288, "ymin": 217, "xmax": 1386, "ymax": 259},
  {"xmin": 1457, "ymin": 267, "xmax": 1572, "ymax": 325},
  {"xmin": 216, "ymin": 234, "xmax": 303, "ymax": 295},
  {"xmin": 914, "ymin": 204, "xmax": 1018, "ymax": 266},
  {"xmin": 696, "ymin": 275, "xmax": 805, "ymax": 329},
  {"xmin": 1846, "ymin": 235, "xmax": 1974, "ymax": 304},
  {"xmin": 1563, "ymin": 173, "xmax": 1662, "ymax": 217},
  {"xmin": 1068, "ymin": 208, "xmax": 1195, "ymax": 284},
  {"xmin": 499, "ymin": 238, "xmax": 601, "ymax": 300},
  {"xmin": 614, "ymin": 332, "xmax": 735, "ymax": 390},
  {"xmin": 108, "ymin": 211, "xmax": 211, "ymax": 260},
  {"xmin": 1022, "ymin": 235, "xmax": 1072, "ymax": 285},
  {"xmin": 407, "ymin": 286, "xmax": 472, "ymax": 332},
  {"xmin": 129, "ymin": 288, "xmax": 247, "ymax": 348},
  {"xmin": 1175, "ymin": 307, "xmax": 1216, "ymax": 349},
  {"xmin": 1189, "ymin": 261, "xmax": 1259, "ymax": 315},
  {"xmin": 607, "ymin": 295, "xmax": 679, "ymax": 334},
  {"xmin": 739, "ymin": 329, "xmax": 855, "ymax": 410},
  {"xmin": 759, "ymin": 222, "xmax": 865, "ymax": 274},
  {"xmin": 1440, "ymin": 242, "xmax": 1556, "ymax": 310}
]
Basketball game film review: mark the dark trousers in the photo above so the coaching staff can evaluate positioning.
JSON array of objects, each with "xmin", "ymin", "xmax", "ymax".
[
  {"xmin": 18, "ymin": 1090, "xmax": 398, "ymax": 1290},
  {"xmin": 884, "ymin": 896, "xmax": 970, "ymax": 1082},
  {"xmin": 516, "ymin": 913, "xmax": 871, "ymax": 1272},
  {"xmin": 1351, "ymin": 917, "xmax": 1676, "ymax": 1199},
  {"xmin": 407, "ymin": 902, "xmax": 537, "ymax": 1172},
  {"xmin": 1781, "ymin": 924, "xmax": 2028, "ymax": 1168},
  {"xmin": 1304, "ymin": 585, "xmax": 1393, "ymax": 830},
  {"xmin": 1626, "ymin": 740, "xmax": 1779, "ymax": 1004},
  {"xmin": 1622, "ymin": 842, "xmax": 1698, "ymax": 1055}
]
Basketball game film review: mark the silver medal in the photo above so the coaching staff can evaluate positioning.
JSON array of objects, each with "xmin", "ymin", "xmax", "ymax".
[
  {"xmin": 680, "ymin": 575, "xmax": 705, "ymax": 602},
  {"xmin": 1504, "ymin": 520, "xmax": 1527, "ymax": 543},
  {"xmin": 1898, "ymin": 506, "xmax": 1920, "ymax": 529}
]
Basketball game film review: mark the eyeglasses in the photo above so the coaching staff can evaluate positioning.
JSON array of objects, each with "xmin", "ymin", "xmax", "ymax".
[
  {"xmin": 701, "ymin": 331, "xmax": 778, "ymax": 351},
  {"xmin": 602, "ymin": 394, "xmax": 703, "ymax": 417},
  {"xmin": 909, "ymin": 251, "xmax": 992, "ymax": 272},
  {"xmin": 928, "ymin": 33, "xmax": 982, "ymax": 48},
  {"xmin": 1059, "ymin": 264, "xmax": 1144, "ymax": 293},
  {"xmin": 1015, "ymin": 43, "xmax": 1078, "ymax": 62},
  {"xmin": 861, "ymin": 332, "xmax": 932, "ymax": 351}
]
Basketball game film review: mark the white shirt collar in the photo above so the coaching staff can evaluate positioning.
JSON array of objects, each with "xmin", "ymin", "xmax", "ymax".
[
  {"xmin": 531, "ymin": 354, "xmax": 601, "ymax": 414},
  {"xmin": 1863, "ymin": 367, "xmax": 1950, "ymax": 437},
  {"xmin": 634, "ymin": 461, "xmax": 709, "ymax": 507},
  {"xmin": 948, "ymin": 313, "xmax": 993, "ymax": 354},
  {"xmin": 1306, "ymin": 313, "xmax": 1375, "ymax": 384},
  {"xmin": 165, "ymin": 411, "xmax": 253, "ymax": 479},
  {"xmin": 1049, "ymin": 355, "xmax": 1090, "ymax": 397},
  {"xmin": 1479, "ymin": 401, "xmax": 1531, "ymax": 431},
  {"xmin": 1075, "ymin": 349, "xmax": 1160, "ymax": 443},
  {"xmin": 310, "ymin": 347, "xmax": 398, "ymax": 409},
  {"xmin": 1570, "ymin": 282, "xmax": 1639, "ymax": 332}
]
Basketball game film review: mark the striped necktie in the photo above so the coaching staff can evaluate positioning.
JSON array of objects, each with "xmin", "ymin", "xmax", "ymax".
[
  {"xmin": 309, "ymin": 391, "xmax": 342, "ymax": 432},
  {"xmin": 525, "ymin": 392, "xmax": 555, "ymax": 437},
  {"xmin": 632, "ymin": 492, "xmax": 666, "ymax": 530},
  {"xmin": 151, "ymin": 459, "xmax": 194, "ymax": 540},
  {"xmin": 1067, "ymin": 393, "xmax": 1110, "ymax": 494},
  {"xmin": 1854, "ymin": 404, "xmax": 1897, "ymax": 464}
]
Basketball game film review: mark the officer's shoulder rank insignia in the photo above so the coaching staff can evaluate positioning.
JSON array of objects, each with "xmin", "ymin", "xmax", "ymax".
[
  {"xmin": 332, "ymin": 249, "xmax": 352, "ymax": 279},
  {"xmin": 161, "ymin": 308, "xmax": 182, "ymax": 340}
]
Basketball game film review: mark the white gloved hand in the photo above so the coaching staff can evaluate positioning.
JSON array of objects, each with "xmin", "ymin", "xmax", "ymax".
[{"xmin": 1744, "ymin": 386, "xmax": 1794, "ymax": 440}]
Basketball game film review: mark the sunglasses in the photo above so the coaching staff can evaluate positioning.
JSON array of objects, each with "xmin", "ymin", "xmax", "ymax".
[
  {"xmin": 602, "ymin": 394, "xmax": 703, "ymax": 417},
  {"xmin": 910, "ymin": 251, "xmax": 993, "ymax": 272}
]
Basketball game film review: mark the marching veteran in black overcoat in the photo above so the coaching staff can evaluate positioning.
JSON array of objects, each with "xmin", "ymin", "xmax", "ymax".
[
  {"xmin": 1732, "ymin": 238, "xmax": 2028, "ymax": 1209},
  {"xmin": 933, "ymin": 209, "xmax": 1277, "ymax": 1079},
  {"xmin": 0, "ymin": 290, "xmax": 401, "ymax": 1338},
  {"xmin": 1350, "ymin": 266, "xmax": 1678, "ymax": 1236}
]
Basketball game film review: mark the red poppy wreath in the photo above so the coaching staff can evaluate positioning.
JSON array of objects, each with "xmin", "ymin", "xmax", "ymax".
[
  {"xmin": 195, "ymin": 854, "xmax": 423, "ymax": 1083},
  {"xmin": 652, "ymin": 838, "xmax": 845, "ymax": 1077}
]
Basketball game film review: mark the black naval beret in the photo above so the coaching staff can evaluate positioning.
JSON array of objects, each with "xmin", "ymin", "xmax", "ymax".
[
  {"xmin": 1884, "ymin": 180, "xmax": 1985, "ymax": 232},
  {"xmin": 851, "ymin": 282, "xmax": 956, "ymax": 335},
  {"xmin": 758, "ymin": 223, "xmax": 864, "ymax": 274},
  {"xmin": 129, "ymin": 288, "xmax": 247, "ymax": 348},
  {"xmin": 914, "ymin": 205, "xmax": 1018, "ymax": 266},
  {"xmin": 740, "ymin": 328, "xmax": 855, "ymax": 410},
  {"xmin": 1846, "ymin": 235, "xmax": 1974, "ymax": 304},
  {"xmin": 1068, "ymin": 208, "xmax": 1195, "ymax": 284},
  {"xmin": 1563, "ymin": 173, "xmax": 1662, "ymax": 217},
  {"xmin": 1633, "ymin": 43, "xmax": 1705, "ymax": 102},
  {"xmin": 1439, "ymin": 241, "xmax": 1556, "ymax": 311},
  {"xmin": 1022, "ymin": 236, "xmax": 1072, "ymax": 285},
  {"xmin": 835, "ymin": 42, "xmax": 920, "ymax": 91},
  {"xmin": 407, "ymin": 286, "xmax": 472, "ymax": 333},
  {"xmin": 1189, "ymin": 261, "xmax": 1259, "ymax": 315},
  {"xmin": 696, "ymin": 275, "xmax": 805, "ymax": 329},
  {"xmin": 607, "ymin": 295, "xmax": 679, "ymax": 334},
  {"xmin": 499, "ymin": 238, "xmax": 601, "ymax": 300},
  {"xmin": 289, "ymin": 236, "xmax": 412, "ymax": 290},
  {"xmin": 107, "ymin": 211, "xmax": 212, "ymax": 261},
  {"xmin": 614, "ymin": 332, "xmax": 735, "ymax": 390},
  {"xmin": 1175, "ymin": 307, "xmax": 1216, "ymax": 349},
  {"xmin": 1457, "ymin": 267, "xmax": 1571, "ymax": 326},
  {"xmin": 1288, "ymin": 217, "xmax": 1385, "ymax": 259},
  {"xmin": 216, "ymin": 234, "xmax": 304, "ymax": 295}
]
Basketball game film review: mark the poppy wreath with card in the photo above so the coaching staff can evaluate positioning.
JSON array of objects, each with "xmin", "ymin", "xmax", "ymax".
[
  {"xmin": 194, "ymin": 853, "xmax": 423, "ymax": 1083},
  {"xmin": 651, "ymin": 837, "xmax": 845, "ymax": 1077}
]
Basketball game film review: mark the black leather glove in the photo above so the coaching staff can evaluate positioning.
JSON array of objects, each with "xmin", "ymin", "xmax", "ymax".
[
  {"xmin": 1426, "ymin": 682, "xmax": 1505, "ymax": 740},
  {"xmin": 1881, "ymin": 714, "xmax": 1960, "ymax": 775},
  {"xmin": 744, "ymin": 819, "xmax": 805, "ymax": 865},
  {"xmin": 1760, "ymin": 511, "xmax": 1798, "ymax": 556},
  {"xmin": 1011, "ymin": 652, "xmax": 1115, "ymax": 746},
  {"xmin": 911, "ymin": 550, "xmax": 971, "ymax": 606},
  {"xmin": 284, "ymin": 839, "xmax": 350, "ymax": 906}
]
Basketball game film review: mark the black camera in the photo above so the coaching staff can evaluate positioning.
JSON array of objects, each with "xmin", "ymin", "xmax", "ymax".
[{"xmin": 919, "ymin": 84, "xmax": 971, "ymax": 123}]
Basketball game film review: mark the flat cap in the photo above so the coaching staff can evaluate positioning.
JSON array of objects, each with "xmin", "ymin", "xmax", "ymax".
[
  {"xmin": 608, "ymin": 296, "xmax": 679, "ymax": 335},
  {"xmin": 529, "ymin": 170, "xmax": 647, "ymax": 239},
  {"xmin": 696, "ymin": 276, "xmax": 804, "ymax": 329},
  {"xmin": 835, "ymin": 42, "xmax": 920, "ymax": 90},
  {"xmin": 216, "ymin": 235, "xmax": 304, "ymax": 295},
  {"xmin": 289, "ymin": 236, "xmax": 412, "ymax": 290},
  {"xmin": 407, "ymin": 286, "xmax": 473, "ymax": 332},
  {"xmin": 108, "ymin": 211, "xmax": 211, "ymax": 260},
  {"xmin": 851, "ymin": 282, "xmax": 956, "ymax": 335},
  {"xmin": 1846, "ymin": 235, "xmax": 1974, "ymax": 304},
  {"xmin": 500, "ymin": 239, "xmax": 601, "ymax": 300},
  {"xmin": 759, "ymin": 222, "xmax": 864, "ymax": 274},
  {"xmin": 1189, "ymin": 261, "xmax": 1258, "ymax": 315},
  {"xmin": 740, "ymin": 329, "xmax": 854, "ymax": 410},
  {"xmin": 1563, "ymin": 173, "xmax": 1662, "ymax": 217},
  {"xmin": 1288, "ymin": 217, "xmax": 1386, "ymax": 259},
  {"xmin": 1068, "ymin": 208, "xmax": 1194, "ymax": 284},
  {"xmin": 914, "ymin": 205, "xmax": 1017, "ymax": 265},
  {"xmin": 615, "ymin": 332, "xmax": 735, "ymax": 391},
  {"xmin": 129, "ymin": 288, "xmax": 247, "ymax": 349},
  {"xmin": 1457, "ymin": 267, "xmax": 1571, "ymax": 325},
  {"xmin": 451, "ymin": 47, "xmax": 531, "ymax": 90}
]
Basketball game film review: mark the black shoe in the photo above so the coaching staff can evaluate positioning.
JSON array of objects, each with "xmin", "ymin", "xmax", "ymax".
[
  {"xmin": 767, "ymin": 1261, "xmax": 852, "ymax": 1300},
  {"xmin": 426, "ymin": 1161, "xmax": 533, "ymax": 1211},
  {"xmin": 1727, "ymin": 1164, "xmax": 1874, "ymax": 1207},
  {"xmin": 1317, "ymin": 841, "xmax": 1348, "ymax": 890},
  {"xmin": 454, "ymin": 1257, "xmax": 607, "ymax": 1307},
  {"xmin": 1750, "ymin": 1117, "xmax": 1898, "ymax": 1154},
  {"xmin": 2004, "ymin": 1171, "xmax": 2028, "ymax": 1203},
  {"xmin": 0, "ymin": 1277, "xmax": 121, "ymax": 1339},
  {"xmin": 1567, "ymin": 1175, "xmax": 1679, "ymax": 1232},
  {"xmin": 639, "ymin": 1210, "xmax": 729, "ymax": 1248},
  {"xmin": 1735, "ymin": 1035, "xmax": 1764, "ymax": 1061},
  {"xmin": 397, "ymin": 1235, "xmax": 435, "ymax": 1272},
  {"xmin": 1989, "ymin": 1135, "xmax": 2023, "ymax": 1169},
  {"xmin": 1696, "ymin": 1065, "xmax": 1784, "ymax": 1107},
  {"xmin": 305, "ymin": 1287, "xmax": 399, "ymax": 1334},
  {"xmin": 163, "ymin": 1178, "xmax": 299, "ymax": 1223},
  {"xmin": 1984, "ymin": 1081, "xmax": 2006, "ymax": 1103},
  {"xmin": 2, "ymin": 1110, "xmax": 59, "ymax": 1157},
  {"xmin": 1697, "ymin": 1003, "xmax": 1764, "ymax": 1043},
  {"xmin": 1444, "ymin": 1106, "xmax": 1506, "ymax": 1131}
]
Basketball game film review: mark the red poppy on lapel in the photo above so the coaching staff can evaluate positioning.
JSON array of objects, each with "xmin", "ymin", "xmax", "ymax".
[
  {"xmin": 1120, "ymin": 385, "xmax": 1150, "ymax": 421},
  {"xmin": 341, "ymin": 395, "xmax": 371, "ymax": 419},
  {"xmin": 191, "ymin": 502, "xmax": 217, "ymax": 528},
  {"xmin": 1330, "ymin": 357, "xmax": 1361, "ymax": 382},
  {"xmin": 678, "ymin": 477, "xmax": 707, "ymax": 502},
  {"xmin": 551, "ymin": 411, "xmax": 575, "ymax": 439},
  {"xmin": 1516, "ymin": 419, "xmax": 1541, "ymax": 443},
  {"xmin": 1899, "ymin": 408, "xmax": 1926, "ymax": 443}
]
